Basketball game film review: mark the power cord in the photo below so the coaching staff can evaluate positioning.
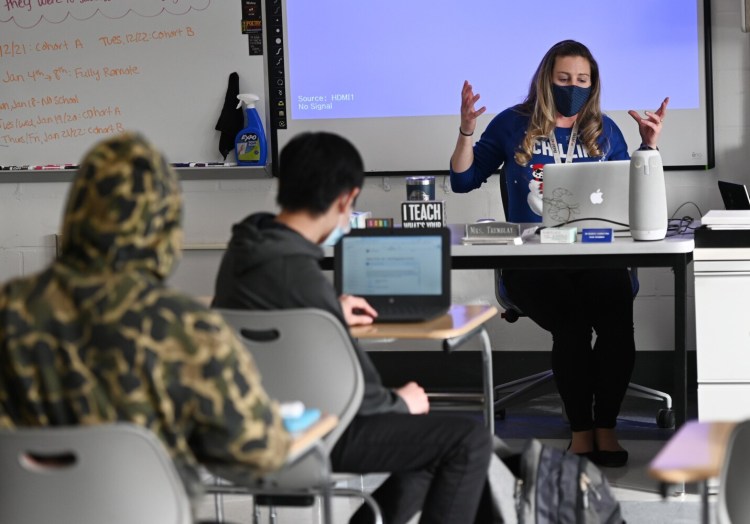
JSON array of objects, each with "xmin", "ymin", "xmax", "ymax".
[
  {"xmin": 665, "ymin": 201, "xmax": 703, "ymax": 237},
  {"xmin": 537, "ymin": 217, "xmax": 630, "ymax": 235}
]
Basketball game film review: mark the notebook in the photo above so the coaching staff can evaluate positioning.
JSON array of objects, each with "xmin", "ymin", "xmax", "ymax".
[
  {"xmin": 542, "ymin": 160, "xmax": 631, "ymax": 234},
  {"xmin": 334, "ymin": 227, "xmax": 451, "ymax": 323},
  {"xmin": 718, "ymin": 181, "xmax": 750, "ymax": 210}
]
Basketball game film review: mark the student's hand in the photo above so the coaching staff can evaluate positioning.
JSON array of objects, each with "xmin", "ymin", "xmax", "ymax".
[
  {"xmin": 339, "ymin": 294, "xmax": 378, "ymax": 326},
  {"xmin": 460, "ymin": 80, "xmax": 487, "ymax": 137},
  {"xmin": 395, "ymin": 381, "xmax": 430, "ymax": 414},
  {"xmin": 628, "ymin": 96, "xmax": 669, "ymax": 149}
]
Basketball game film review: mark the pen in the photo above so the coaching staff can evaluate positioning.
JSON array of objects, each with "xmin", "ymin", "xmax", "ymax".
[
  {"xmin": 171, "ymin": 162, "xmax": 236, "ymax": 167},
  {"xmin": 28, "ymin": 165, "xmax": 71, "ymax": 170}
]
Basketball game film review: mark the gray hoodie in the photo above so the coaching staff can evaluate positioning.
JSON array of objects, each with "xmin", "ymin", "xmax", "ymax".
[{"xmin": 213, "ymin": 212, "xmax": 408, "ymax": 416}]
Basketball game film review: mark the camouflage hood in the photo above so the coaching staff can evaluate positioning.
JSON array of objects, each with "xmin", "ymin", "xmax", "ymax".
[
  {"xmin": 58, "ymin": 132, "xmax": 182, "ymax": 279},
  {"xmin": 0, "ymin": 133, "xmax": 291, "ymax": 485}
]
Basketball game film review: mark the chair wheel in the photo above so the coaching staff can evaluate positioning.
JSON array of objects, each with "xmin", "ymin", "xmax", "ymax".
[
  {"xmin": 495, "ymin": 408, "xmax": 506, "ymax": 420},
  {"xmin": 657, "ymin": 408, "xmax": 675, "ymax": 429}
]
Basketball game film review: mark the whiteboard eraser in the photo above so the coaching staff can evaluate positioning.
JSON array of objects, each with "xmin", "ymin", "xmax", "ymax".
[{"xmin": 540, "ymin": 227, "xmax": 577, "ymax": 243}]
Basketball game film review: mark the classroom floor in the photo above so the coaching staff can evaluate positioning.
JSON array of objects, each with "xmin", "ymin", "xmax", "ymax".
[{"xmin": 196, "ymin": 394, "xmax": 714, "ymax": 524}]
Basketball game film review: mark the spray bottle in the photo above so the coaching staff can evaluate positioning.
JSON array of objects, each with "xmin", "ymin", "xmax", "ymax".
[{"xmin": 234, "ymin": 94, "xmax": 267, "ymax": 166}]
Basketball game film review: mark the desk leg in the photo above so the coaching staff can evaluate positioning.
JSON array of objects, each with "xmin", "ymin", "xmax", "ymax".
[
  {"xmin": 674, "ymin": 256, "xmax": 688, "ymax": 428},
  {"xmin": 479, "ymin": 328, "xmax": 495, "ymax": 433},
  {"xmin": 700, "ymin": 480, "xmax": 709, "ymax": 524}
]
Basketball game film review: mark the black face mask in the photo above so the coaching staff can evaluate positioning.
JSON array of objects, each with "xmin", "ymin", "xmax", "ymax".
[{"xmin": 552, "ymin": 84, "xmax": 591, "ymax": 117}]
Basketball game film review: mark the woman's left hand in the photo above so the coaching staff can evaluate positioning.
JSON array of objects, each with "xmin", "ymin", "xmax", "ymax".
[{"xmin": 628, "ymin": 97, "xmax": 669, "ymax": 149}]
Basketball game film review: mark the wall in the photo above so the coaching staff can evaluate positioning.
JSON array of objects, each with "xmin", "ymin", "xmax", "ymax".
[{"xmin": 1, "ymin": 0, "xmax": 747, "ymax": 354}]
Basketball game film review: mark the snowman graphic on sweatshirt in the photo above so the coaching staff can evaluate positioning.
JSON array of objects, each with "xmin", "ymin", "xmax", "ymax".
[{"xmin": 528, "ymin": 163, "xmax": 545, "ymax": 216}]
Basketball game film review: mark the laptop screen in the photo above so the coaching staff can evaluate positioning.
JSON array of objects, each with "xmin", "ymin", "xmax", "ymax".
[
  {"xmin": 339, "ymin": 234, "xmax": 443, "ymax": 296},
  {"xmin": 718, "ymin": 181, "xmax": 750, "ymax": 210}
]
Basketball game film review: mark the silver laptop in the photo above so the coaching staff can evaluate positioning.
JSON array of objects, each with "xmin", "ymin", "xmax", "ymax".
[
  {"xmin": 334, "ymin": 227, "xmax": 451, "ymax": 323},
  {"xmin": 542, "ymin": 160, "xmax": 631, "ymax": 234}
]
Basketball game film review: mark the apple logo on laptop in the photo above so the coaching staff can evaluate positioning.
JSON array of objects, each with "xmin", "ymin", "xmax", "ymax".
[{"xmin": 590, "ymin": 189, "xmax": 604, "ymax": 205}]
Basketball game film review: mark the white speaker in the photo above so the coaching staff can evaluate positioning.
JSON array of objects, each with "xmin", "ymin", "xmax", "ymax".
[{"xmin": 629, "ymin": 150, "xmax": 667, "ymax": 241}]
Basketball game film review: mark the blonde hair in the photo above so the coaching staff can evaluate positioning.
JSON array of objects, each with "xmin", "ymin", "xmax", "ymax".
[{"xmin": 514, "ymin": 40, "xmax": 604, "ymax": 167}]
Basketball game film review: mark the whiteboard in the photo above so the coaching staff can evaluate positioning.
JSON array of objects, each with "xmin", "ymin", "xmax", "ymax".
[{"xmin": 1, "ymin": 0, "xmax": 265, "ymax": 167}]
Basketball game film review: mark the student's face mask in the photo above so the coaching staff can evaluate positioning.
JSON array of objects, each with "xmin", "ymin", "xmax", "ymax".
[
  {"xmin": 322, "ymin": 213, "xmax": 351, "ymax": 246},
  {"xmin": 552, "ymin": 84, "xmax": 591, "ymax": 117}
]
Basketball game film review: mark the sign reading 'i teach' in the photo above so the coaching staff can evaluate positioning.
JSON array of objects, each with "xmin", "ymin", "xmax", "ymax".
[{"xmin": 400, "ymin": 201, "xmax": 446, "ymax": 228}]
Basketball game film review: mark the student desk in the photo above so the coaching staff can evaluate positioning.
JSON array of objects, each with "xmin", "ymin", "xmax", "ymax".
[
  {"xmin": 648, "ymin": 420, "xmax": 735, "ymax": 524},
  {"xmin": 288, "ymin": 413, "xmax": 340, "ymax": 462},
  {"xmin": 325, "ymin": 226, "xmax": 695, "ymax": 425},
  {"xmin": 351, "ymin": 304, "xmax": 498, "ymax": 432}
]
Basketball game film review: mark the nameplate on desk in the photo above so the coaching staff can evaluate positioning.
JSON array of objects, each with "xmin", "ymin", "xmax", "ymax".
[
  {"xmin": 465, "ymin": 221, "xmax": 521, "ymax": 238},
  {"xmin": 401, "ymin": 201, "xmax": 446, "ymax": 228}
]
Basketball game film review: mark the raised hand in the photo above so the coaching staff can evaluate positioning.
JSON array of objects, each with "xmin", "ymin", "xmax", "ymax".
[
  {"xmin": 628, "ymin": 96, "xmax": 669, "ymax": 149},
  {"xmin": 460, "ymin": 80, "xmax": 487, "ymax": 137}
]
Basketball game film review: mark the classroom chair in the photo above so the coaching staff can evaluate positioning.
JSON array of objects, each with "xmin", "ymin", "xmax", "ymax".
[
  {"xmin": 207, "ymin": 307, "xmax": 383, "ymax": 524},
  {"xmin": 492, "ymin": 167, "xmax": 675, "ymax": 428},
  {"xmin": 0, "ymin": 423, "xmax": 192, "ymax": 524}
]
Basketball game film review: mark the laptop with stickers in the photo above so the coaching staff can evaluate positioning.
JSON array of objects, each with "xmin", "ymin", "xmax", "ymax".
[
  {"xmin": 541, "ymin": 160, "xmax": 631, "ymax": 235},
  {"xmin": 334, "ymin": 227, "xmax": 451, "ymax": 323}
]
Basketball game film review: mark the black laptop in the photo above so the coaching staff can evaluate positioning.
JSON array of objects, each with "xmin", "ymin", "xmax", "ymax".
[
  {"xmin": 334, "ymin": 227, "xmax": 451, "ymax": 322},
  {"xmin": 718, "ymin": 180, "xmax": 750, "ymax": 210}
]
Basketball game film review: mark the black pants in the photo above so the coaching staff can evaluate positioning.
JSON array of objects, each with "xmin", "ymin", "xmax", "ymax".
[
  {"xmin": 330, "ymin": 412, "xmax": 493, "ymax": 524},
  {"xmin": 502, "ymin": 268, "xmax": 636, "ymax": 431}
]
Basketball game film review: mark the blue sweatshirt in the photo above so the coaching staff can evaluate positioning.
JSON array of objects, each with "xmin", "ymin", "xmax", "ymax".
[{"xmin": 450, "ymin": 106, "xmax": 630, "ymax": 223}]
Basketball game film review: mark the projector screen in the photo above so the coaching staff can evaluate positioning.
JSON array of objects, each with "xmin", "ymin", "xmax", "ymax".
[{"xmin": 265, "ymin": 0, "xmax": 713, "ymax": 174}]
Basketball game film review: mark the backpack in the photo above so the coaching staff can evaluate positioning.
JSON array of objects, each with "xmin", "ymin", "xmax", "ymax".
[{"xmin": 488, "ymin": 438, "xmax": 626, "ymax": 524}]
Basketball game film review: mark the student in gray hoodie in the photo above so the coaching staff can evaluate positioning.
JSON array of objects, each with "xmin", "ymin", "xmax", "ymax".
[{"xmin": 213, "ymin": 131, "xmax": 493, "ymax": 524}]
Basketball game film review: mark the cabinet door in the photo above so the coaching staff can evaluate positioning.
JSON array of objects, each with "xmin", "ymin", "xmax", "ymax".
[
  {"xmin": 694, "ymin": 272, "xmax": 750, "ymax": 381},
  {"xmin": 698, "ymin": 384, "xmax": 750, "ymax": 421}
]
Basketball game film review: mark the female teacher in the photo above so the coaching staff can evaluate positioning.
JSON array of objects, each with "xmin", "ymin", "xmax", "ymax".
[{"xmin": 450, "ymin": 39, "xmax": 668, "ymax": 467}]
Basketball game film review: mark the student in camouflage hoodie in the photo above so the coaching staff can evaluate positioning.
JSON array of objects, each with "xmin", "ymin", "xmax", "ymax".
[{"xmin": 0, "ymin": 132, "xmax": 290, "ymax": 499}]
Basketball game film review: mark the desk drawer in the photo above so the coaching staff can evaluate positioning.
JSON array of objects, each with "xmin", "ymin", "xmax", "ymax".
[
  {"xmin": 694, "ymin": 272, "xmax": 750, "ymax": 381},
  {"xmin": 698, "ymin": 384, "xmax": 750, "ymax": 421}
]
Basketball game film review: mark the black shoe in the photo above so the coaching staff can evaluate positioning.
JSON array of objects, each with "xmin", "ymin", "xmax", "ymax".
[{"xmin": 590, "ymin": 449, "xmax": 629, "ymax": 468}]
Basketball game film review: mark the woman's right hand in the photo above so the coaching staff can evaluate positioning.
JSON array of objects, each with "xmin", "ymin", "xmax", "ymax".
[{"xmin": 460, "ymin": 80, "xmax": 487, "ymax": 136}]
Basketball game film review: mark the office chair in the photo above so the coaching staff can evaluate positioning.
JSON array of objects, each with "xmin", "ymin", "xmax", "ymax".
[
  {"xmin": 717, "ymin": 419, "xmax": 750, "ymax": 524},
  {"xmin": 208, "ymin": 308, "xmax": 383, "ymax": 524},
  {"xmin": 0, "ymin": 423, "xmax": 193, "ymax": 524},
  {"xmin": 492, "ymin": 166, "xmax": 675, "ymax": 429}
]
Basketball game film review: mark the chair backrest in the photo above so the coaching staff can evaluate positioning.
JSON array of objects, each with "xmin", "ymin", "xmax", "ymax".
[
  {"xmin": 499, "ymin": 164, "xmax": 510, "ymax": 221},
  {"xmin": 0, "ymin": 423, "xmax": 193, "ymax": 524},
  {"xmin": 717, "ymin": 419, "xmax": 750, "ymax": 524},
  {"xmin": 216, "ymin": 308, "xmax": 364, "ymax": 453}
]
